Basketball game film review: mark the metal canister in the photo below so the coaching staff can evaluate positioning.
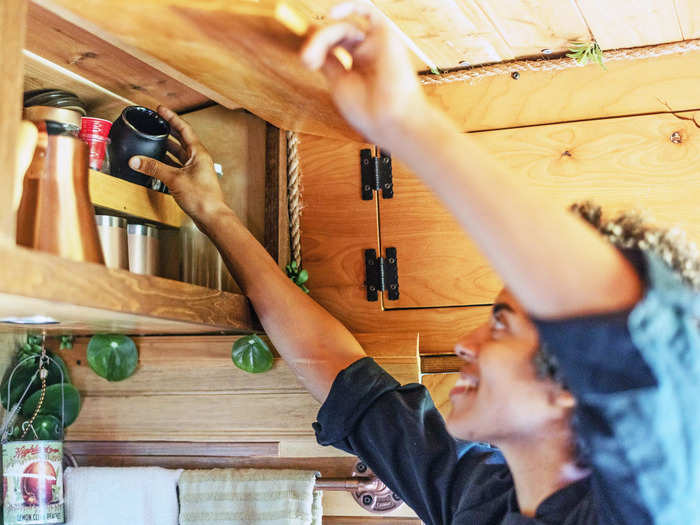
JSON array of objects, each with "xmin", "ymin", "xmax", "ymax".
[
  {"xmin": 127, "ymin": 223, "xmax": 159, "ymax": 275},
  {"xmin": 95, "ymin": 215, "xmax": 128, "ymax": 269},
  {"xmin": 2, "ymin": 441, "xmax": 64, "ymax": 524}
]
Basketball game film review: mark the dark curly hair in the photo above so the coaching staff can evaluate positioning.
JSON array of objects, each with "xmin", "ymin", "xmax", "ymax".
[{"xmin": 532, "ymin": 201, "xmax": 700, "ymax": 466}]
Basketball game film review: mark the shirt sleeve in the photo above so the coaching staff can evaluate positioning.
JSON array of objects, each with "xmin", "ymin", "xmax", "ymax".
[
  {"xmin": 313, "ymin": 357, "xmax": 512, "ymax": 525},
  {"xmin": 533, "ymin": 250, "xmax": 700, "ymax": 525}
]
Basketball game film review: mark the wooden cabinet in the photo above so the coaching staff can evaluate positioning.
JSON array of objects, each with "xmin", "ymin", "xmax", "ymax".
[
  {"xmin": 377, "ymin": 112, "xmax": 700, "ymax": 309},
  {"xmin": 0, "ymin": 1, "xmax": 294, "ymax": 334}
]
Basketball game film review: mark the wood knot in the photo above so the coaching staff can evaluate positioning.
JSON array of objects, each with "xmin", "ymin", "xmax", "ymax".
[
  {"xmin": 670, "ymin": 131, "xmax": 682, "ymax": 144},
  {"xmin": 69, "ymin": 51, "xmax": 97, "ymax": 64}
]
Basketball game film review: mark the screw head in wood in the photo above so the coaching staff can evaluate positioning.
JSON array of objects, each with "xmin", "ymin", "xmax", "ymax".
[
  {"xmin": 670, "ymin": 131, "xmax": 682, "ymax": 144},
  {"xmin": 511, "ymin": 72, "xmax": 520, "ymax": 80}
]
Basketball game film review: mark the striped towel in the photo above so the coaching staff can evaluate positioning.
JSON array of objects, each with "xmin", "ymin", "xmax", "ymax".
[{"xmin": 178, "ymin": 469, "xmax": 322, "ymax": 525}]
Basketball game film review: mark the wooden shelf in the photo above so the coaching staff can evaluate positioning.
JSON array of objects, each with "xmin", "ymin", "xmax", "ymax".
[
  {"xmin": 89, "ymin": 170, "xmax": 185, "ymax": 227},
  {"xmin": 0, "ymin": 245, "xmax": 256, "ymax": 334}
]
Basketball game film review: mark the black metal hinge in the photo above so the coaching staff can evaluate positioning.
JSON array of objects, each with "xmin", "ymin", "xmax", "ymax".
[
  {"xmin": 361, "ymin": 148, "xmax": 393, "ymax": 200},
  {"xmin": 364, "ymin": 248, "xmax": 399, "ymax": 302}
]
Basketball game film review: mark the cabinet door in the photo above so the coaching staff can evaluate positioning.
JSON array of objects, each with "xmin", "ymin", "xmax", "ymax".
[{"xmin": 378, "ymin": 111, "xmax": 700, "ymax": 308}]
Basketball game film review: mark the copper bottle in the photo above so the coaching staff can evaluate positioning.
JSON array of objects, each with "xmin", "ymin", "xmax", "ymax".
[{"xmin": 16, "ymin": 119, "xmax": 104, "ymax": 264}]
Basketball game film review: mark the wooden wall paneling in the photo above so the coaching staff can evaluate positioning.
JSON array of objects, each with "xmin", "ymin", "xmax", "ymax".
[
  {"xmin": 298, "ymin": 133, "xmax": 495, "ymax": 345},
  {"xmin": 421, "ymin": 372, "xmax": 458, "ymax": 420},
  {"xmin": 675, "ymin": 0, "xmax": 700, "ymax": 38},
  {"xmin": 576, "ymin": 0, "xmax": 682, "ymax": 49},
  {"xmin": 379, "ymin": 155, "xmax": 502, "ymax": 308},
  {"xmin": 474, "ymin": 110, "xmax": 700, "ymax": 242},
  {"xmin": 424, "ymin": 49, "xmax": 700, "ymax": 134},
  {"xmin": 60, "ymin": 333, "xmax": 419, "ymax": 447},
  {"xmin": 374, "ymin": 0, "xmax": 513, "ymax": 68},
  {"xmin": 421, "ymin": 355, "xmax": 465, "ymax": 374},
  {"xmin": 183, "ymin": 107, "xmax": 268, "ymax": 243},
  {"xmin": 378, "ymin": 110, "xmax": 700, "ymax": 309},
  {"xmin": 36, "ymin": 0, "xmax": 362, "ymax": 140},
  {"xmin": 25, "ymin": 3, "xmax": 210, "ymax": 112},
  {"xmin": 65, "ymin": 441, "xmax": 279, "ymax": 458},
  {"xmin": 71, "ymin": 453, "xmax": 358, "ymax": 477},
  {"xmin": 471, "ymin": 0, "xmax": 590, "ymax": 58},
  {"xmin": 0, "ymin": 246, "xmax": 255, "ymax": 334},
  {"xmin": 0, "ymin": 0, "xmax": 28, "ymax": 244}
]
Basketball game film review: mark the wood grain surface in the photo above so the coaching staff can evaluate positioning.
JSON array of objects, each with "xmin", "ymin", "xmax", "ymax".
[
  {"xmin": 23, "ymin": 50, "xmax": 130, "ymax": 121},
  {"xmin": 90, "ymin": 170, "xmax": 185, "ymax": 227},
  {"xmin": 576, "ymin": 0, "xmax": 682, "ymax": 49},
  {"xmin": 425, "ymin": 48, "xmax": 700, "ymax": 134},
  {"xmin": 36, "ymin": 0, "xmax": 361, "ymax": 140},
  {"xmin": 421, "ymin": 372, "xmax": 458, "ymax": 420},
  {"xmin": 0, "ymin": 245, "xmax": 255, "ymax": 333},
  {"xmin": 379, "ymin": 110, "xmax": 700, "ymax": 308},
  {"xmin": 59, "ymin": 333, "xmax": 417, "ymax": 447},
  {"xmin": 25, "ymin": 3, "xmax": 209, "ymax": 113},
  {"xmin": 27, "ymin": 0, "xmax": 700, "ymax": 141},
  {"xmin": 0, "ymin": 0, "xmax": 28, "ymax": 243}
]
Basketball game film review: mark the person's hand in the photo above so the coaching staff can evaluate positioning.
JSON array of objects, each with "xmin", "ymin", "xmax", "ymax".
[
  {"xmin": 128, "ymin": 106, "xmax": 228, "ymax": 225},
  {"xmin": 301, "ymin": 2, "xmax": 428, "ymax": 145}
]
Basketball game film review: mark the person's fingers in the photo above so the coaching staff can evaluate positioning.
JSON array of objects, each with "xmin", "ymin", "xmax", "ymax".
[
  {"xmin": 129, "ymin": 155, "xmax": 178, "ymax": 187},
  {"xmin": 166, "ymin": 137, "xmax": 189, "ymax": 164},
  {"xmin": 157, "ymin": 105, "xmax": 200, "ymax": 148},
  {"xmin": 301, "ymin": 22, "xmax": 365, "ymax": 71},
  {"xmin": 329, "ymin": 1, "xmax": 380, "ymax": 25}
]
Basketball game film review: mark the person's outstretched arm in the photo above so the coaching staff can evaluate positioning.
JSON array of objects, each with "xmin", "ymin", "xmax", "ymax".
[
  {"xmin": 302, "ymin": 3, "xmax": 642, "ymax": 319},
  {"xmin": 128, "ymin": 107, "xmax": 366, "ymax": 403}
]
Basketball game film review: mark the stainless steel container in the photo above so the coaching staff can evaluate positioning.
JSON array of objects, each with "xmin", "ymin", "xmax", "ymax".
[
  {"xmin": 95, "ymin": 215, "xmax": 128, "ymax": 269},
  {"xmin": 127, "ymin": 223, "xmax": 159, "ymax": 275}
]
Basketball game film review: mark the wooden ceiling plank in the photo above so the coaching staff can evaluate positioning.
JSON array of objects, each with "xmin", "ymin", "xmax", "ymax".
[
  {"xmin": 576, "ymin": 0, "xmax": 682, "ymax": 49},
  {"xmin": 26, "ymin": 2, "xmax": 210, "ymax": 112},
  {"xmin": 374, "ymin": 0, "xmax": 513, "ymax": 69},
  {"xmin": 472, "ymin": 0, "xmax": 590, "ymax": 57},
  {"xmin": 36, "ymin": 0, "xmax": 362, "ymax": 140},
  {"xmin": 674, "ymin": 0, "xmax": 700, "ymax": 39}
]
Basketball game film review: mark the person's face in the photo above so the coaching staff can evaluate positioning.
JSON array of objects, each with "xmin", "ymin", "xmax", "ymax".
[{"xmin": 445, "ymin": 289, "xmax": 574, "ymax": 444}]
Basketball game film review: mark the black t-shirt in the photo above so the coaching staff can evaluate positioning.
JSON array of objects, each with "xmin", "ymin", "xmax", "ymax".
[{"xmin": 313, "ymin": 251, "xmax": 700, "ymax": 524}]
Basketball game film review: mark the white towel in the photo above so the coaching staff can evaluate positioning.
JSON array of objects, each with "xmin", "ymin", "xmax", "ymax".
[
  {"xmin": 179, "ymin": 469, "xmax": 322, "ymax": 525},
  {"xmin": 64, "ymin": 466, "xmax": 182, "ymax": 525}
]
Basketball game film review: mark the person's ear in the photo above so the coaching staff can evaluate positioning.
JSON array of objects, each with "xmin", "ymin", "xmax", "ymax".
[{"xmin": 551, "ymin": 387, "xmax": 576, "ymax": 409}]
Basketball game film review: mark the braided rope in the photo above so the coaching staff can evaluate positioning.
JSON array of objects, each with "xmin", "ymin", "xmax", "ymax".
[
  {"xmin": 286, "ymin": 130, "xmax": 302, "ymax": 266},
  {"xmin": 419, "ymin": 39, "xmax": 700, "ymax": 86}
]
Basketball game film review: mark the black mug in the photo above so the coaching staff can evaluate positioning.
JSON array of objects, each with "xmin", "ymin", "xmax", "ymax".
[{"xmin": 108, "ymin": 106, "xmax": 170, "ymax": 188}]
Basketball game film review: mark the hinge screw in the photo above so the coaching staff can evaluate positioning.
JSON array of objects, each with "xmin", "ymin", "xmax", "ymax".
[
  {"xmin": 364, "ymin": 184, "xmax": 371, "ymax": 191},
  {"xmin": 511, "ymin": 71, "xmax": 520, "ymax": 80},
  {"xmin": 388, "ymin": 257, "xmax": 395, "ymax": 264},
  {"xmin": 383, "ymin": 183, "xmax": 391, "ymax": 189},
  {"xmin": 369, "ymin": 285, "xmax": 376, "ymax": 292},
  {"xmin": 389, "ymin": 284, "xmax": 397, "ymax": 290},
  {"xmin": 670, "ymin": 131, "xmax": 682, "ymax": 144},
  {"xmin": 382, "ymin": 157, "xmax": 389, "ymax": 164},
  {"xmin": 367, "ymin": 259, "xmax": 374, "ymax": 266},
  {"xmin": 363, "ymin": 158, "xmax": 369, "ymax": 165}
]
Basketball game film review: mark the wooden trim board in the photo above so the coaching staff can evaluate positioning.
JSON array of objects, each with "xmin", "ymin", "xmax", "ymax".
[
  {"xmin": 0, "ymin": 245, "xmax": 255, "ymax": 333},
  {"xmin": 0, "ymin": 0, "xmax": 28, "ymax": 243},
  {"xmin": 90, "ymin": 170, "xmax": 185, "ymax": 227}
]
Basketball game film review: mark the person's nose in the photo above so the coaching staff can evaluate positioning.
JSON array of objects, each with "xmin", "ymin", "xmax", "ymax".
[{"xmin": 454, "ymin": 323, "xmax": 489, "ymax": 360}]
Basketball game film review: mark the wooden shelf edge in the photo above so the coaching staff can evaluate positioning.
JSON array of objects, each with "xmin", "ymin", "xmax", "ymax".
[
  {"xmin": 0, "ymin": 245, "xmax": 256, "ymax": 334},
  {"xmin": 89, "ymin": 170, "xmax": 185, "ymax": 227}
]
